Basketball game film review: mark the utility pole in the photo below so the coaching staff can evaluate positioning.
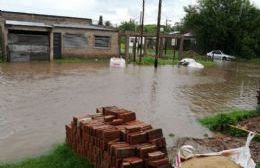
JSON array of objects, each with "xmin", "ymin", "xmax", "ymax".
[
  {"xmin": 155, "ymin": 0, "xmax": 162, "ymax": 68},
  {"xmin": 139, "ymin": 0, "xmax": 145, "ymax": 63}
]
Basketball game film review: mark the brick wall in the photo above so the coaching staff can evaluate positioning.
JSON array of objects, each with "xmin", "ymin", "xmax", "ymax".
[
  {"xmin": 55, "ymin": 28, "xmax": 119, "ymax": 58},
  {"xmin": 0, "ymin": 19, "xmax": 4, "ymax": 59}
]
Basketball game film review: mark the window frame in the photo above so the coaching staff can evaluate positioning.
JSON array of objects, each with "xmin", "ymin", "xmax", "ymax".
[
  {"xmin": 63, "ymin": 33, "xmax": 88, "ymax": 49},
  {"xmin": 94, "ymin": 35, "xmax": 111, "ymax": 49}
]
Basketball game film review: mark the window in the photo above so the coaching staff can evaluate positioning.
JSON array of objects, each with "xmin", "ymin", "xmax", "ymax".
[
  {"xmin": 63, "ymin": 33, "xmax": 87, "ymax": 48},
  {"xmin": 94, "ymin": 36, "xmax": 111, "ymax": 48},
  {"xmin": 213, "ymin": 51, "xmax": 221, "ymax": 54}
]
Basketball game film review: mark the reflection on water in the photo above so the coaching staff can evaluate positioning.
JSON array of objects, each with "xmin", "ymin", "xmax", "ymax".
[{"xmin": 0, "ymin": 62, "xmax": 259, "ymax": 161}]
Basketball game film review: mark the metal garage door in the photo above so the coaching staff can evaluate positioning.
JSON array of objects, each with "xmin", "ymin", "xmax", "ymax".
[{"xmin": 8, "ymin": 31, "xmax": 49, "ymax": 62}]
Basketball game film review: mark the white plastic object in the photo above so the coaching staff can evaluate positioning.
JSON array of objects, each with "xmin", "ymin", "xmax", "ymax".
[
  {"xmin": 110, "ymin": 57, "xmax": 126, "ymax": 68},
  {"xmin": 179, "ymin": 145, "xmax": 196, "ymax": 159},
  {"xmin": 179, "ymin": 58, "xmax": 204, "ymax": 69}
]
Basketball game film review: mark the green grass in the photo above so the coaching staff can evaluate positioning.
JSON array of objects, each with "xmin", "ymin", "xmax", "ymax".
[
  {"xmin": 0, "ymin": 144, "xmax": 92, "ymax": 168},
  {"xmin": 131, "ymin": 56, "xmax": 178, "ymax": 65},
  {"xmin": 248, "ymin": 58, "xmax": 260, "ymax": 65},
  {"xmin": 54, "ymin": 57, "xmax": 109, "ymax": 64},
  {"xmin": 196, "ymin": 59, "xmax": 216, "ymax": 67},
  {"xmin": 129, "ymin": 49, "xmax": 215, "ymax": 67},
  {"xmin": 200, "ymin": 109, "xmax": 258, "ymax": 131},
  {"xmin": 199, "ymin": 109, "xmax": 260, "ymax": 140},
  {"xmin": 0, "ymin": 56, "xmax": 5, "ymax": 63}
]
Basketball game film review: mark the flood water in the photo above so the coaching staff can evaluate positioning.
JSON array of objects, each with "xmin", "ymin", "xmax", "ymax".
[{"xmin": 0, "ymin": 61, "xmax": 259, "ymax": 161}]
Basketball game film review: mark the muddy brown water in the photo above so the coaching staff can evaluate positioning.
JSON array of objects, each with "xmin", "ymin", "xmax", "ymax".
[{"xmin": 0, "ymin": 61, "xmax": 259, "ymax": 161}]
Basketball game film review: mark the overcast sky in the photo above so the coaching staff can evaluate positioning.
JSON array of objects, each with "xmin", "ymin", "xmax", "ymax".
[{"xmin": 0, "ymin": 0, "xmax": 259, "ymax": 26}]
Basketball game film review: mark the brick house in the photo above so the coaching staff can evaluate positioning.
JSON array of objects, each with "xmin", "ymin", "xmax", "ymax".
[{"xmin": 0, "ymin": 10, "xmax": 119, "ymax": 62}]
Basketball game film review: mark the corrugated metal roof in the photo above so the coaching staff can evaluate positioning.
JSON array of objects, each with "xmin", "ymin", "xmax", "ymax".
[
  {"xmin": 1, "ymin": 10, "xmax": 92, "ymax": 22},
  {"xmin": 53, "ymin": 24, "xmax": 115, "ymax": 31},
  {"xmin": 6, "ymin": 20, "xmax": 52, "ymax": 28},
  {"xmin": 5, "ymin": 20, "xmax": 116, "ymax": 31}
]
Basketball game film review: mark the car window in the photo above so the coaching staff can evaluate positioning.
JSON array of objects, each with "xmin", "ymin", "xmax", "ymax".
[{"xmin": 215, "ymin": 51, "xmax": 221, "ymax": 54}]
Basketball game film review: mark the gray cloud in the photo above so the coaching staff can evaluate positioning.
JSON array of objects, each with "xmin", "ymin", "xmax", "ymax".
[{"xmin": 0, "ymin": 0, "xmax": 259, "ymax": 26}]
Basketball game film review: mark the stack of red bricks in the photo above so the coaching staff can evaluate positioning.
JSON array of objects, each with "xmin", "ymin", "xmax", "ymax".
[{"xmin": 65, "ymin": 106, "xmax": 171, "ymax": 168}]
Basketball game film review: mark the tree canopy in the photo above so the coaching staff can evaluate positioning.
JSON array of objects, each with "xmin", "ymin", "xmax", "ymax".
[
  {"xmin": 119, "ymin": 19, "xmax": 138, "ymax": 32},
  {"xmin": 183, "ymin": 0, "xmax": 260, "ymax": 58},
  {"xmin": 98, "ymin": 16, "xmax": 103, "ymax": 26}
]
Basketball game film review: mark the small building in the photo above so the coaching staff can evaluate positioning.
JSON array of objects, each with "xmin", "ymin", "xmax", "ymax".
[{"xmin": 0, "ymin": 10, "xmax": 119, "ymax": 62}]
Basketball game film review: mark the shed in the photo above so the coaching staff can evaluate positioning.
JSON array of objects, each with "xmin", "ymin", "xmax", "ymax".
[{"xmin": 0, "ymin": 10, "xmax": 119, "ymax": 62}]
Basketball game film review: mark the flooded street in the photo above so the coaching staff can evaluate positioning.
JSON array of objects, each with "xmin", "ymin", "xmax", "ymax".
[{"xmin": 0, "ymin": 62, "xmax": 259, "ymax": 161}]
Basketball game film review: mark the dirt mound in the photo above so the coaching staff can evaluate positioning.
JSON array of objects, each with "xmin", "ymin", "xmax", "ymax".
[
  {"xmin": 181, "ymin": 156, "xmax": 241, "ymax": 168},
  {"xmin": 238, "ymin": 116, "xmax": 260, "ymax": 133},
  {"xmin": 168, "ymin": 136, "xmax": 260, "ymax": 164}
]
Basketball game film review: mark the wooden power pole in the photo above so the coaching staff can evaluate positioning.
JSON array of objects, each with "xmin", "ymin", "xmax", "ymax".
[
  {"xmin": 139, "ymin": 0, "xmax": 145, "ymax": 63},
  {"xmin": 155, "ymin": 0, "xmax": 162, "ymax": 68}
]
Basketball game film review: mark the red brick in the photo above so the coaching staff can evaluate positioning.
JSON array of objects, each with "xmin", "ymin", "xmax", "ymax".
[
  {"xmin": 148, "ymin": 151, "xmax": 165, "ymax": 161},
  {"xmin": 66, "ymin": 107, "xmax": 169, "ymax": 168},
  {"xmin": 111, "ymin": 119, "xmax": 124, "ymax": 125},
  {"xmin": 115, "ymin": 146, "xmax": 136, "ymax": 158},
  {"xmin": 148, "ymin": 158, "xmax": 170, "ymax": 167},
  {"xmin": 96, "ymin": 107, "xmax": 103, "ymax": 114},
  {"xmin": 146, "ymin": 129, "xmax": 163, "ymax": 140},
  {"xmin": 137, "ymin": 144, "xmax": 157, "ymax": 158},
  {"xmin": 118, "ymin": 112, "xmax": 136, "ymax": 122},
  {"xmin": 121, "ymin": 161, "xmax": 131, "ymax": 168},
  {"xmin": 149, "ymin": 137, "xmax": 166, "ymax": 148},
  {"xmin": 125, "ymin": 125, "xmax": 141, "ymax": 134},
  {"xmin": 123, "ymin": 157, "xmax": 144, "ymax": 168},
  {"xmin": 127, "ymin": 132, "xmax": 147, "ymax": 145},
  {"xmin": 104, "ymin": 115, "xmax": 116, "ymax": 122}
]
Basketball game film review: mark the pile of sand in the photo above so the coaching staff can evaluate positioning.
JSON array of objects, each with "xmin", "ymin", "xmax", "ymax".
[{"xmin": 181, "ymin": 156, "xmax": 241, "ymax": 168}]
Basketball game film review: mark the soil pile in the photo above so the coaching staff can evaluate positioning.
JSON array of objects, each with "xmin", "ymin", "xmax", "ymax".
[
  {"xmin": 181, "ymin": 156, "xmax": 241, "ymax": 168},
  {"xmin": 238, "ymin": 116, "xmax": 260, "ymax": 133},
  {"xmin": 168, "ymin": 136, "xmax": 260, "ymax": 163}
]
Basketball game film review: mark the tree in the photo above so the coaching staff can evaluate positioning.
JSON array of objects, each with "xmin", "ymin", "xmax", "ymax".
[
  {"xmin": 105, "ymin": 21, "xmax": 112, "ymax": 27},
  {"xmin": 183, "ymin": 0, "xmax": 260, "ymax": 58},
  {"xmin": 119, "ymin": 19, "xmax": 138, "ymax": 32},
  {"xmin": 144, "ymin": 24, "xmax": 157, "ymax": 33},
  {"xmin": 98, "ymin": 16, "xmax": 103, "ymax": 26}
]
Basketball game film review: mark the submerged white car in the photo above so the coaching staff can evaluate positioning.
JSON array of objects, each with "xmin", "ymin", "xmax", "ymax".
[
  {"xmin": 207, "ymin": 50, "xmax": 236, "ymax": 61},
  {"xmin": 179, "ymin": 58, "xmax": 204, "ymax": 69}
]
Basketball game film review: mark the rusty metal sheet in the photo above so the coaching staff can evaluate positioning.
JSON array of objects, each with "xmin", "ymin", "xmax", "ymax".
[{"xmin": 8, "ymin": 33, "xmax": 49, "ymax": 62}]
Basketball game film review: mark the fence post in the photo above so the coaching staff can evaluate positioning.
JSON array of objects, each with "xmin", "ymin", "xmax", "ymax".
[{"xmin": 257, "ymin": 88, "xmax": 260, "ymax": 111}]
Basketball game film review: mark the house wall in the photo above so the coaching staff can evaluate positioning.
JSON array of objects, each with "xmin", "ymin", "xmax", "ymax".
[
  {"xmin": 0, "ymin": 11, "xmax": 92, "ymax": 25},
  {"xmin": 0, "ymin": 18, "xmax": 4, "ymax": 58},
  {"xmin": 0, "ymin": 11, "xmax": 119, "ymax": 61},
  {"xmin": 54, "ymin": 28, "xmax": 119, "ymax": 58}
]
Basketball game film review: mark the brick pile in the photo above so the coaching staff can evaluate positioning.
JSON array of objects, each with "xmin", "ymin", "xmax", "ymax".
[{"xmin": 65, "ymin": 106, "xmax": 171, "ymax": 168}]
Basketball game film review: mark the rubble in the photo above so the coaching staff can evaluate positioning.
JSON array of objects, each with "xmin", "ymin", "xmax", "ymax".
[
  {"xmin": 238, "ymin": 116, "xmax": 260, "ymax": 133},
  {"xmin": 168, "ymin": 136, "xmax": 260, "ymax": 164},
  {"xmin": 65, "ymin": 106, "xmax": 171, "ymax": 168}
]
